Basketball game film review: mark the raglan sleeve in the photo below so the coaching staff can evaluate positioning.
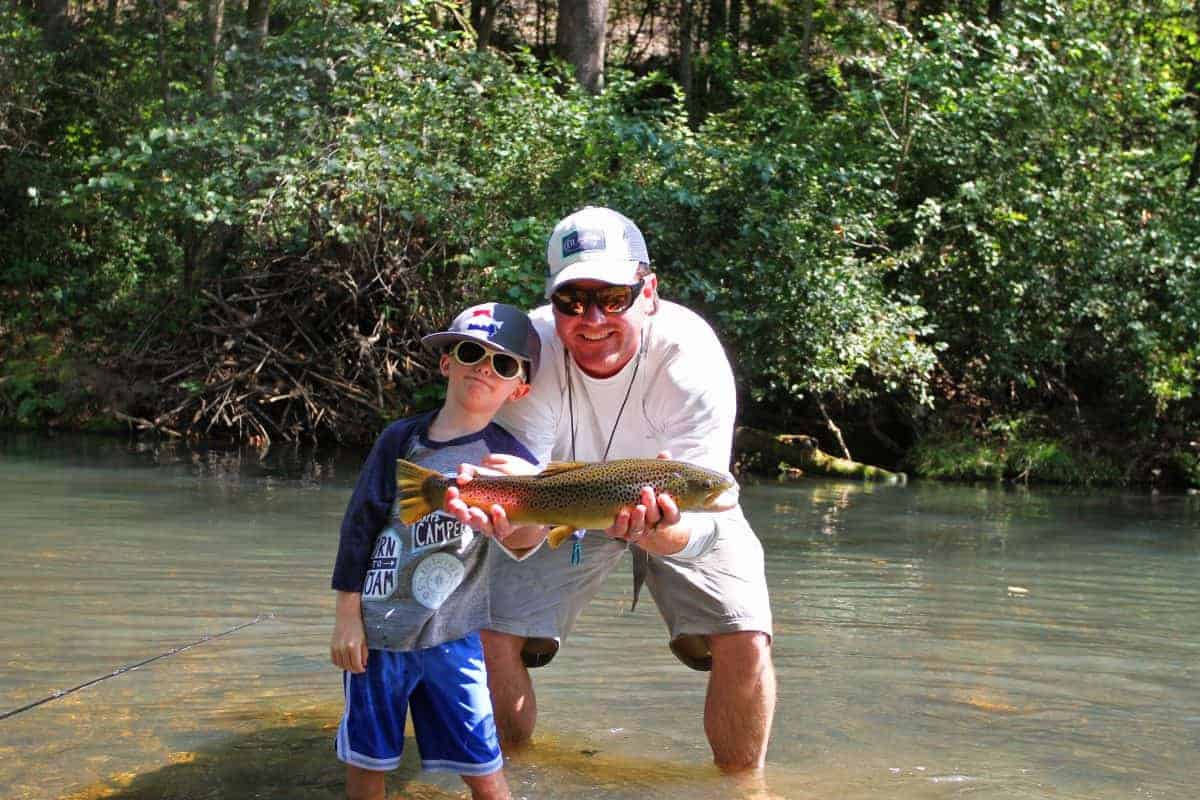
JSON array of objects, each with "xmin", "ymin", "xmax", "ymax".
[
  {"xmin": 651, "ymin": 325, "xmax": 738, "ymax": 475},
  {"xmin": 329, "ymin": 420, "xmax": 410, "ymax": 591},
  {"xmin": 648, "ymin": 317, "xmax": 744, "ymax": 561}
]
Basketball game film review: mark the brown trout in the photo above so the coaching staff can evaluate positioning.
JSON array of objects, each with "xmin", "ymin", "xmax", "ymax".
[{"xmin": 395, "ymin": 457, "xmax": 738, "ymax": 549}]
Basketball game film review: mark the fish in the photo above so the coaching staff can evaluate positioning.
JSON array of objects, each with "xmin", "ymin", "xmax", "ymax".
[
  {"xmin": 395, "ymin": 457, "xmax": 739, "ymax": 612},
  {"xmin": 395, "ymin": 457, "xmax": 738, "ymax": 548}
]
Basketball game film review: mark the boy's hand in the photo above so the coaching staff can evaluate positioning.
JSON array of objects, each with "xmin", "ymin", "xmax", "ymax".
[
  {"xmin": 331, "ymin": 592, "xmax": 369, "ymax": 673},
  {"xmin": 453, "ymin": 454, "xmax": 539, "ymax": 486},
  {"xmin": 446, "ymin": 455, "xmax": 538, "ymax": 537},
  {"xmin": 445, "ymin": 486, "xmax": 514, "ymax": 539}
]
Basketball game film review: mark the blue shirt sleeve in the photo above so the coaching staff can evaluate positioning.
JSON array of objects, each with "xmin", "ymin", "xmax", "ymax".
[
  {"xmin": 330, "ymin": 415, "xmax": 425, "ymax": 591},
  {"xmin": 483, "ymin": 422, "xmax": 539, "ymax": 467}
]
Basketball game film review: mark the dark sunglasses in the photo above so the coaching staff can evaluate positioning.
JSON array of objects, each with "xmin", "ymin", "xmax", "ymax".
[
  {"xmin": 450, "ymin": 340, "xmax": 525, "ymax": 381},
  {"xmin": 550, "ymin": 279, "xmax": 644, "ymax": 317}
]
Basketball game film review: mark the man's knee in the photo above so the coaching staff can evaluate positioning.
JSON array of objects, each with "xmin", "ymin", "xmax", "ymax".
[
  {"xmin": 481, "ymin": 629, "xmax": 525, "ymax": 668},
  {"xmin": 708, "ymin": 630, "xmax": 773, "ymax": 668}
]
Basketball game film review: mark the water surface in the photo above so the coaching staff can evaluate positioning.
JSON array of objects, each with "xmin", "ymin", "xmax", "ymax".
[{"xmin": 1, "ymin": 433, "xmax": 1197, "ymax": 799}]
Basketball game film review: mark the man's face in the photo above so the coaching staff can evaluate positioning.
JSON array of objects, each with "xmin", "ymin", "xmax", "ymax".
[{"xmin": 552, "ymin": 277, "xmax": 655, "ymax": 379}]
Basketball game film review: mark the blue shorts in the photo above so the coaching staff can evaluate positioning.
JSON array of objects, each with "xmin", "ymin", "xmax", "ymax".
[{"xmin": 335, "ymin": 633, "xmax": 503, "ymax": 776}]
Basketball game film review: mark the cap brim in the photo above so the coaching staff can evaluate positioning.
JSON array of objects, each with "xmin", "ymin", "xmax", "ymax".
[
  {"xmin": 545, "ymin": 259, "xmax": 642, "ymax": 297},
  {"xmin": 420, "ymin": 331, "xmax": 528, "ymax": 362}
]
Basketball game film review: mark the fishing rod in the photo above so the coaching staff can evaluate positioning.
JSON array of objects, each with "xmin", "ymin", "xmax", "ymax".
[{"xmin": 0, "ymin": 612, "xmax": 275, "ymax": 722}]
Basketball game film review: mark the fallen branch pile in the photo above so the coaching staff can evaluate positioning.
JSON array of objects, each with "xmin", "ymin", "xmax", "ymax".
[{"xmin": 115, "ymin": 235, "xmax": 462, "ymax": 445}]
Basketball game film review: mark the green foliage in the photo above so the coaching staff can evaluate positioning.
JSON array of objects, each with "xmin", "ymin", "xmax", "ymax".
[
  {"xmin": 831, "ymin": 2, "xmax": 1200, "ymax": 433},
  {"xmin": 3, "ymin": 0, "xmax": 1199, "ymax": 480},
  {"xmin": 0, "ymin": 336, "xmax": 68, "ymax": 428},
  {"xmin": 0, "ymin": 6, "xmax": 51, "ymax": 154},
  {"xmin": 908, "ymin": 415, "xmax": 1123, "ymax": 485}
]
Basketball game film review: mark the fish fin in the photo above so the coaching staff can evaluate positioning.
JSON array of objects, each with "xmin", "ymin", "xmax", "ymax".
[
  {"xmin": 631, "ymin": 547, "xmax": 650, "ymax": 611},
  {"xmin": 546, "ymin": 525, "xmax": 577, "ymax": 549},
  {"xmin": 395, "ymin": 459, "xmax": 438, "ymax": 525},
  {"xmin": 539, "ymin": 461, "xmax": 588, "ymax": 478}
]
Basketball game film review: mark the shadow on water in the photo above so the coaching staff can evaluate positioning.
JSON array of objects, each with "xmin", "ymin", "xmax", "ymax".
[
  {"xmin": 58, "ymin": 705, "xmax": 454, "ymax": 800},
  {"xmin": 55, "ymin": 704, "xmax": 782, "ymax": 800}
]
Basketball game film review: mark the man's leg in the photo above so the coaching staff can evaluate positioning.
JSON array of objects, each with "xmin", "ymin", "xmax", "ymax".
[
  {"xmin": 480, "ymin": 629, "xmax": 537, "ymax": 748},
  {"xmin": 704, "ymin": 631, "xmax": 775, "ymax": 772},
  {"xmin": 461, "ymin": 768, "xmax": 512, "ymax": 800}
]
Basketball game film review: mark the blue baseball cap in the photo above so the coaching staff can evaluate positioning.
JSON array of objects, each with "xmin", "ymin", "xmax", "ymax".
[{"xmin": 421, "ymin": 302, "xmax": 540, "ymax": 380}]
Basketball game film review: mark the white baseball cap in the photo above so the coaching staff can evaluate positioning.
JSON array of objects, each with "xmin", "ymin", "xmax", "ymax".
[{"xmin": 544, "ymin": 206, "xmax": 650, "ymax": 297}]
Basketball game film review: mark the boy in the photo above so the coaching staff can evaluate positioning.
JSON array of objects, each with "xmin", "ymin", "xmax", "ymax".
[{"xmin": 329, "ymin": 302, "xmax": 545, "ymax": 800}]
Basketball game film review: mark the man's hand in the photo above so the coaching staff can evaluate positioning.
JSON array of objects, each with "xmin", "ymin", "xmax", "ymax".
[
  {"xmin": 607, "ymin": 484, "xmax": 682, "ymax": 544},
  {"xmin": 331, "ymin": 592, "xmax": 369, "ymax": 673},
  {"xmin": 606, "ymin": 451, "xmax": 682, "ymax": 545}
]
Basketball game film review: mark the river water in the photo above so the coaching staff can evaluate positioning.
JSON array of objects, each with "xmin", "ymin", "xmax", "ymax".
[{"xmin": 1, "ymin": 433, "xmax": 1197, "ymax": 799}]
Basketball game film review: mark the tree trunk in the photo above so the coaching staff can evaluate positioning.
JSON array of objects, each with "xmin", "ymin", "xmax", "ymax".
[
  {"xmin": 35, "ymin": 0, "xmax": 70, "ymax": 50},
  {"xmin": 477, "ymin": 0, "xmax": 505, "ymax": 50},
  {"xmin": 206, "ymin": 0, "xmax": 226, "ymax": 95},
  {"xmin": 1188, "ymin": 1, "xmax": 1200, "ymax": 192},
  {"xmin": 678, "ymin": 0, "xmax": 695, "ymax": 103},
  {"xmin": 245, "ymin": 0, "xmax": 270, "ymax": 50},
  {"xmin": 986, "ymin": 0, "xmax": 1002, "ymax": 23},
  {"xmin": 799, "ymin": 0, "xmax": 814, "ymax": 69},
  {"xmin": 706, "ymin": 0, "xmax": 726, "ymax": 44},
  {"xmin": 734, "ymin": 426, "xmax": 908, "ymax": 483},
  {"xmin": 556, "ymin": 0, "xmax": 608, "ymax": 93},
  {"xmin": 728, "ymin": 0, "xmax": 741, "ymax": 50}
]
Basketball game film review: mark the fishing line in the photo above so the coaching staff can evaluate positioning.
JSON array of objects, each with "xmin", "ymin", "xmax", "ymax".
[{"xmin": 0, "ymin": 612, "xmax": 276, "ymax": 722}]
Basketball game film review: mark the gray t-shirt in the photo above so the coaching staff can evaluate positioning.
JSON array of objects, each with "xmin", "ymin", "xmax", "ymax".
[{"xmin": 359, "ymin": 435, "xmax": 500, "ymax": 651}]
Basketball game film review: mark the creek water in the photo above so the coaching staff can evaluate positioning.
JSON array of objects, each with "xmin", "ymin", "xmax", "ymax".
[{"xmin": 1, "ymin": 433, "xmax": 1197, "ymax": 800}]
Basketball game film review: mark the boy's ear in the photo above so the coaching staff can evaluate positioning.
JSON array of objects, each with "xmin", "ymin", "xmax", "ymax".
[
  {"xmin": 506, "ymin": 382, "xmax": 532, "ymax": 402},
  {"xmin": 439, "ymin": 353, "xmax": 451, "ymax": 377}
]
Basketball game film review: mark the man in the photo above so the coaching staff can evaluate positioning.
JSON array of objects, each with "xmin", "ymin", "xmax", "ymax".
[{"xmin": 447, "ymin": 206, "xmax": 775, "ymax": 772}]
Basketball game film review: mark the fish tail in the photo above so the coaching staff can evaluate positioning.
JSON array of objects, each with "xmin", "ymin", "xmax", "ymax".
[{"xmin": 395, "ymin": 459, "xmax": 444, "ymax": 525}]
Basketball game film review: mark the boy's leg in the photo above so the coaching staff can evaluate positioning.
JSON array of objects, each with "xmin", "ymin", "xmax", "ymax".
[
  {"xmin": 409, "ymin": 634, "xmax": 505, "ymax": 777},
  {"xmin": 345, "ymin": 765, "xmax": 386, "ymax": 800},
  {"xmin": 461, "ymin": 768, "xmax": 512, "ymax": 800}
]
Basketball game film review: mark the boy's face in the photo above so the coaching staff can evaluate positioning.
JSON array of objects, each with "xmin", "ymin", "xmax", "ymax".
[{"xmin": 440, "ymin": 343, "xmax": 530, "ymax": 414}]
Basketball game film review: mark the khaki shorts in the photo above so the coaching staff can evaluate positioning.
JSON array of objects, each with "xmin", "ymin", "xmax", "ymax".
[{"xmin": 486, "ymin": 508, "xmax": 773, "ymax": 671}]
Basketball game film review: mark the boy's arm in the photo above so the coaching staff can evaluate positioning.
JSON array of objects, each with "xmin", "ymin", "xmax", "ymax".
[{"xmin": 330, "ymin": 590, "xmax": 369, "ymax": 673}]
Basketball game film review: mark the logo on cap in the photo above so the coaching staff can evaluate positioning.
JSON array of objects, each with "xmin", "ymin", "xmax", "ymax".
[
  {"xmin": 561, "ymin": 228, "xmax": 606, "ymax": 260},
  {"xmin": 465, "ymin": 307, "xmax": 503, "ymax": 338}
]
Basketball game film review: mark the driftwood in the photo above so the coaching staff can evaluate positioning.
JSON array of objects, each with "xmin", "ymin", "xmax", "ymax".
[{"xmin": 734, "ymin": 426, "xmax": 907, "ymax": 484}]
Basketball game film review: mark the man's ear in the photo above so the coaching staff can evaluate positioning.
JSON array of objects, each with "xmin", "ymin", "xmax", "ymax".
[
  {"xmin": 643, "ymin": 273, "xmax": 659, "ymax": 314},
  {"xmin": 439, "ymin": 353, "xmax": 452, "ymax": 377},
  {"xmin": 507, "ymin": 382, "xmax": 532, "ymax": 402}
]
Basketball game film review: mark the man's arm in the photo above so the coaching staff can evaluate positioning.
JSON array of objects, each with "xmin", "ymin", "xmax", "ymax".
[{"xmin": 611, "ymin": 321, "xmax": 741, "ymax": 556}]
